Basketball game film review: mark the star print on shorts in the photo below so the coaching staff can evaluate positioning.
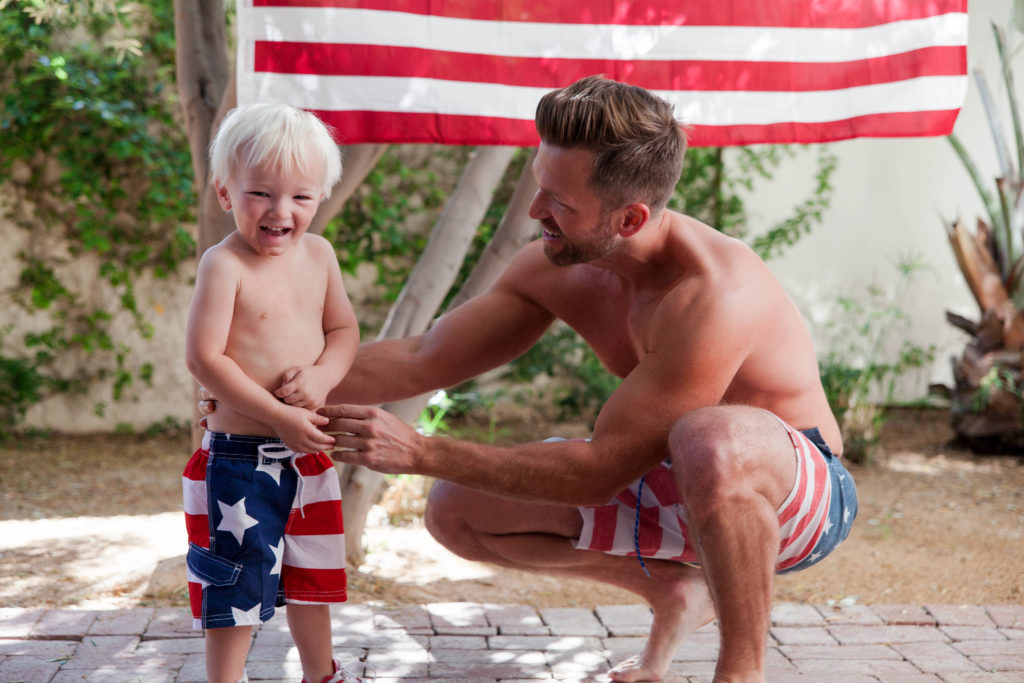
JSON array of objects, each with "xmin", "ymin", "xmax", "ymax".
[{"xmin": 182, "ymin": 432, "xmax": 347, "ymax": 630}]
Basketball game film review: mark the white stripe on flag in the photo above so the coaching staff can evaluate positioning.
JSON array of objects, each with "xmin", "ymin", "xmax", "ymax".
[
  {"xmin": 241, "ymin": 73, "xmax": 967, "ymax": 126},
  {"xmin": 241, "ymin": 8, "xmax": 966, "ymax": 63}
]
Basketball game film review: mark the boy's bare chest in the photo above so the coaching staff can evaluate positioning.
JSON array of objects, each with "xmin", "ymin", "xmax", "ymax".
[
  {"xmin": 233, "ymin": 279, "xmax": 325, "ymax": 322},
  {"xmin": 226, "ymin": 271, "xmax": 328, "ymax": 365}
]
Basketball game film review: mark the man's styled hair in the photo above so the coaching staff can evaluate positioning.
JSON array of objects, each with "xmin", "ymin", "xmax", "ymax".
[
  {"xmin": 535, "ymin": 75, "xmax": 686, "ymax": 212},
  {"xmin": 209, "ymin": 103, "xmax": 343, "ymax": 198}
]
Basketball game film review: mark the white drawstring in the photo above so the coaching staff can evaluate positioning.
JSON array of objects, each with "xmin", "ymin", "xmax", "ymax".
[{"xmin": 257, "ymin": 443, "xmax": 307, "ymax": 517}]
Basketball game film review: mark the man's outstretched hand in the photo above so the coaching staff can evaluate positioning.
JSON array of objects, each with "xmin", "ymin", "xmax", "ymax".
[
  {"xmin": 318, "ymin": 404, "xmax": 424, "ymax": 475},
  {"xmin": 197, "ymin": 386, "xmax": 216, "ymax": 417}
]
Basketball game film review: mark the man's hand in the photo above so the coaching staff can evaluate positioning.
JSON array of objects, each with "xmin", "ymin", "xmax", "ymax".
[
  {"xmin": 197, "ymin": 386, "xmax": 217, "ymax": 416},
  {"xmin": 318, "ymin": 404, "xmax": 424, "ymax": 474},
  {"xmin": 274, "ymin": 365, "xmax": 333, "ymax": 409}
]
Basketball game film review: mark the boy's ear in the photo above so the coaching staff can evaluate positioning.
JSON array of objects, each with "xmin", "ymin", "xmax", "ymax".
[
  {"xmin": 617, "ymin": 202, "xmax": 650, "ymax": 237},
  {"xmin": 214, "ymin": 180, "xmax": 232, "ymax": 212}
]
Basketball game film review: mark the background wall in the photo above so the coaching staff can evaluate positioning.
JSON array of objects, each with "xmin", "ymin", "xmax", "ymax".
[{"xmin": 749, "ymin": 0, "xmax": 1017, "ymax": 399}]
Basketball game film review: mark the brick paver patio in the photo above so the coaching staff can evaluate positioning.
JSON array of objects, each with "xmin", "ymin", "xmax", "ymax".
[{"xmin": 1, "ymin": 602, "xmax": 1022, "ymax": 681}]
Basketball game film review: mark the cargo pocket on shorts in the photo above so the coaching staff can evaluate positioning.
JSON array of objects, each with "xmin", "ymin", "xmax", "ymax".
[{"xmin": 186, "ymin": 543, "xmax": 242, "ymax": 587}]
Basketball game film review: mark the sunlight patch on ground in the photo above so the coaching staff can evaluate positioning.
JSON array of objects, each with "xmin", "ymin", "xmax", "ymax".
[
  {"xmin": 0, "ymin": 512, "xmax": 186, "ymax": 606},
  {"xmin": 882, "ymin": 451, "xmax": 1007, "ymax": 475},
  {"xmin": 358, "ymin": 505, "xmax": 495, "ymax": 584},
  {"xmin": 0, "ymin": 512, "xmax": 184, "ymax": 549}
]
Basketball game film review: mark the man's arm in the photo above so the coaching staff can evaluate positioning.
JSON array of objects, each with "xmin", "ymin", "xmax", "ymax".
[
  {"xmin": 328, "ymin": 245, "xmax": 558, "ymax": 405},
  {"xmin": 323, "ymin": 287, "xmax": 753, "ymax": 506}
]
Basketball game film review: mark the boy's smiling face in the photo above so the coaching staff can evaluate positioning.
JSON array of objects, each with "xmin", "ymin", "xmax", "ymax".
[{"xmin": 215, "ymin": 156, "xmax": 325, "ymax": 257}]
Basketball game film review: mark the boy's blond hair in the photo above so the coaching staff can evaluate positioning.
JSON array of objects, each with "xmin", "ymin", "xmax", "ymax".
[{"xmin": 209, "ymin": 103, "xmax": 343, "ymax": 198}]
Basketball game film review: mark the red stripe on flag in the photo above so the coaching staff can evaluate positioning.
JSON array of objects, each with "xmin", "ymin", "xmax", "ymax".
[
  {"xmin": 315, "ymin": 109, "xmax": 961, "ymax": 147},
  {"xmin": 287, "ymin": 500, "xmax": 344, "ymax": 535},
  {"xmin": 313, "ymin": 109, "xmax": 539, "ymax": 146},
  {"xmin": 252, "ymin": 0, "xmax": 966, "ymax": 28},
  {"xmin": 257, "ymin": 43, "xmax": 965, "ymax": 93},
  {"xmin": 688, "ymin": 110, "xmax": 962, "ymax": 146}
]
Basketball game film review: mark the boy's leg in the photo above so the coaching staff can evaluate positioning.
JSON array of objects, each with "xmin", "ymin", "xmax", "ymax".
[
  {"xmin": 205, "ymin": 625, "xmax": 254, "ymax": 683},
  {"xmin": 287, "ymin": 603, "xmax": 335, "ymax": 682}
]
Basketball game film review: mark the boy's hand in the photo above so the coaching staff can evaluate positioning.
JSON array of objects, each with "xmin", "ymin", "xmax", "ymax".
[
  {"xmin": 271, "ymin": 405, "xmax": 336, "ymax": 454},
  {"xmin": 274, "ymin": 365, "xmax": 334, "ymax": 410}
]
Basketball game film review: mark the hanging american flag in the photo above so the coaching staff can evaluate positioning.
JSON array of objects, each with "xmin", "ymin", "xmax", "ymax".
[{"xmin": 236, "ymin": 0, "xmax": 968, "ymax": 147}]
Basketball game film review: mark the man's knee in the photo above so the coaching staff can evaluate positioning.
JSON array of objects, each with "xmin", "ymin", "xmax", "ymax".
[
  {"xmin": 668, "ymin": 406, "xmax": 783, "ymax": 513},
  {"xmin": 670, "ymin": 407, "xmax": 740, "ymax": 478},
  {"xmin": 423, "ymin": 480, "xmax": 469, "ymax": 551}
]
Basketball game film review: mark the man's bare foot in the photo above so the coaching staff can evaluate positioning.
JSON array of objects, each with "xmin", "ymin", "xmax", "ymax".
[{"xmin": 608, "ymin": 567, "xmax": 716, "ymax": 682}]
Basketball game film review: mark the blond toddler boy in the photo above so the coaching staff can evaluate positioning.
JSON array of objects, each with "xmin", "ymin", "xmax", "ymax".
[{"xmin": 183, "ymin": 103, "xmax": 362, "ymax": 683}]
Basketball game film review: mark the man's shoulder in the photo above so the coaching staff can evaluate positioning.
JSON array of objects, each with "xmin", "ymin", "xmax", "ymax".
[
  {"xmin": 500, "ymin": 240, "xmax": 555, "ymax": 283},
  {"xmin": 500, "ymin": 240, "xmax": 599, "ymax": 296}
]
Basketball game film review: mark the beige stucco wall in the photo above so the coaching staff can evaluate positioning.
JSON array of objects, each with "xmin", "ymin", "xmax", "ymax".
[{"xmin": 749, "ymin": 0, "xmax": 1018, "ymax": 399}]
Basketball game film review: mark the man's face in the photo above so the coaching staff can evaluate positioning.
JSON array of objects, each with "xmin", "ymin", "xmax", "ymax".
[{"xmin": 528, "ymin": 144, "xmax": 620, "ymax": 267}]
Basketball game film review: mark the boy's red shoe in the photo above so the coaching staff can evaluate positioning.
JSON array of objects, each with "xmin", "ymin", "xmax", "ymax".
[{"xmin": 301, "ymin": 658, "xmax": 371, "ymax": 683}]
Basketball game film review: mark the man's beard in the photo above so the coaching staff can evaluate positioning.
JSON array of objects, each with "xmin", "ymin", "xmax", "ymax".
[{"xmin": 543, "ymin": 212, "xmax": 617, "ymax": 267}]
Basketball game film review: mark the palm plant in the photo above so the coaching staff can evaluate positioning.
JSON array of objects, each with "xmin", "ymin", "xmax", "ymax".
[{"xmin": 945, "ymin": 9, "xmax": 1024, "ymax": 451}]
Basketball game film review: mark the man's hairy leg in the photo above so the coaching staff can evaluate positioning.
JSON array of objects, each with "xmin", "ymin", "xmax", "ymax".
[
  {"xmin": 669, "ymin": 406, "xmax": 797, "ymax": 683},
  {"xmin": 425, "ymin": 482, "xmax": 715, "ymax": 682}
]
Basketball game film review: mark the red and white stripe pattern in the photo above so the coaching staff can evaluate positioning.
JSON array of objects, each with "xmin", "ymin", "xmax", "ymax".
[
  {"xmin": 280, "ymin": 452, "xmax": 347, "ymax": 603},
  {"xmin": 576, "ymin": 461, "xmax": 698, "ymax": 562},
  {"xmin": 775, "ymin": 424, "xmax": 831, "ymax": 572},
  {"xmin": 182, "ymin": 436, "xmax": 346, "ymax": 626},
  {"xmin": 574, "ymin": 423, "xmax": 832, "ymax": 571},
  {"xmin": 236, "ymin": 0, "xmax": 968, "ymax": 147}
]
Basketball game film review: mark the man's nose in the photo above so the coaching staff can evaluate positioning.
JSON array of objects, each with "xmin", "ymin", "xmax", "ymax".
[{"xmin": 527, "ymin": 190, "xmax": 546, "ymax": 219}]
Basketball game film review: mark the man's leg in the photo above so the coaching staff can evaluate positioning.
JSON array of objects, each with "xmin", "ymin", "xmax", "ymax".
[
  {"xmin": 668, "ymin": 405, "xmax": 797, "ymax": 683},
  {"xmin": 425, "ymin": 481, "xmax": 715, "ymax": 682}
]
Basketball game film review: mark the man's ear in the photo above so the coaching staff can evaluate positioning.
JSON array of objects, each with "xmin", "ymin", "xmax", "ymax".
[
  {"xmin": 617, "ymin": 202, "xmax": 650, "ymax": 237},
  {"xmin": 214, "ymin": 180, "xmax": 232, "ymax": 212}
]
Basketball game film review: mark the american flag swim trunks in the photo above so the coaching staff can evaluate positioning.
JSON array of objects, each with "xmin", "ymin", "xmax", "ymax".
[
  {"xmin": 182, "ymin": 431, "xmax": 347, "ymax": 630},
  {"xmin": 572, "ymin": 418, "xmax": 857, "ymax": 574}
]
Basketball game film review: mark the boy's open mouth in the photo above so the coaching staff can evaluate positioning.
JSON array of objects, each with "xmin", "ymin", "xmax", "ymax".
[{"xmin": 261, "ymin": 226, "xmax": 292, "ymax": 237}]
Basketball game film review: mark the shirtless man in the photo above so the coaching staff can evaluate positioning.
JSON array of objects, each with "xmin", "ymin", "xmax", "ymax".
[{"xmin": 205, "ymin": 76, "xmax": 857, "ymax": 682}]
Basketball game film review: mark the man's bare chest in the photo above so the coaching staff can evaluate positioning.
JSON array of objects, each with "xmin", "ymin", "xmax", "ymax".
[{"xmin": 553, "ymin": 292, "xmax": 662, "ymax": 379}]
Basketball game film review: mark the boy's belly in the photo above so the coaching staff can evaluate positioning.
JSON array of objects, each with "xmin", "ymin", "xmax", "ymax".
[{"xmin": 205, "ymin": 404, "xmax": 278, "ymax": 439}]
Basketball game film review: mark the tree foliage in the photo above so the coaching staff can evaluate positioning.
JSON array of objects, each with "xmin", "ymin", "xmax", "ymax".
[{"xmin": 0, "ymin": 0, "xmax": 195, "ymax": 435}]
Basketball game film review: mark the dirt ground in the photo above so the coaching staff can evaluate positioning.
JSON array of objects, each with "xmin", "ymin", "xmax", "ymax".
[{"xmin": 1, "ymin": 407, "xmax": 1022, "ymax": 610}]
